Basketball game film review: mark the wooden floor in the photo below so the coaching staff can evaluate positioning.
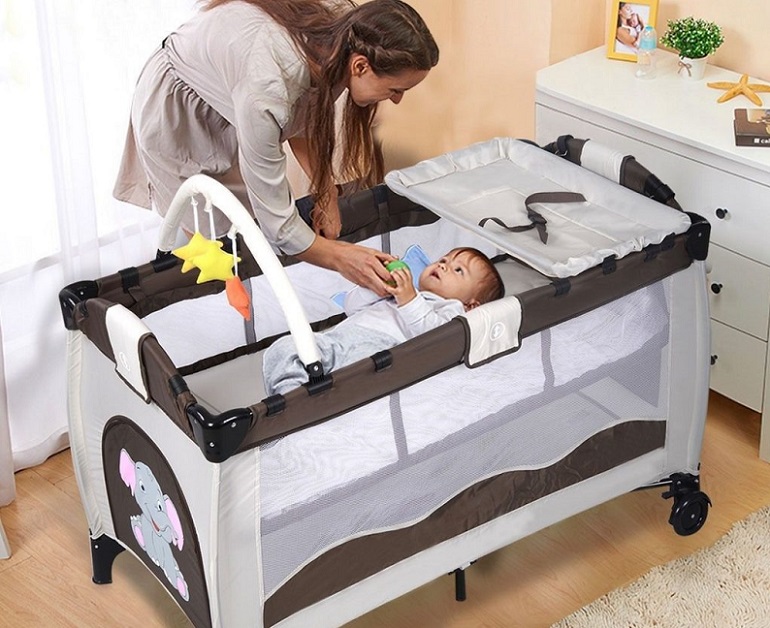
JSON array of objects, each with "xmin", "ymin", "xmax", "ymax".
[{"xmin": 1, "ymin": 392, "xmax": 769, "ymax": 627}]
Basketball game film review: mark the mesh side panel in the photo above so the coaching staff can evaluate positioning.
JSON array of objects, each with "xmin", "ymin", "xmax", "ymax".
[{"xmin": 259, "ymin": 279, "xmax": 672, "ymax": 596}]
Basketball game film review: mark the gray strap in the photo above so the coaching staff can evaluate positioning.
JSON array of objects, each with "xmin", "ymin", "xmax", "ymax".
[{"xmin": 479, "ymin": 191, "xmax": 586, "ymax": 244}]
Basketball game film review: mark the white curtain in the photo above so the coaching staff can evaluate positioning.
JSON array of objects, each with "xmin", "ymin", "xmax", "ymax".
[{"xmin": 0, "ymin": 0, "xmax": 199, "ymax": 506}]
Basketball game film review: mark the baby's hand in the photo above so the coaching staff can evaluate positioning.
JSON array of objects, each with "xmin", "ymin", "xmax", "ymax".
[{"xmin": 384, "ymin": 267, "xmax": 417, "ymax": 306}]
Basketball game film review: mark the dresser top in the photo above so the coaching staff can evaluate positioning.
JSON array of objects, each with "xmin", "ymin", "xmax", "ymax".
[{"xmin": 536, "ymin": 47, "xmax": 770, "ymax": 181}]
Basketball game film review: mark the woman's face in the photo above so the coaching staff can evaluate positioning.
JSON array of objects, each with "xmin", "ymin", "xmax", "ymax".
[
  {"xmin": 347, "ymin": 54, "xmax": 429, "ymax": 107},
  {"xmin": 619, "ymin": 4, "xmax": 633, "ymax": 20}
]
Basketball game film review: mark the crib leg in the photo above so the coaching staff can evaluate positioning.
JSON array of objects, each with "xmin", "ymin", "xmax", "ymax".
[
  {"xmin": 454, "ymin": 568, "xmax": 467, "ymax": 602},
  {"xmin": 452, "ymin": 560, "xmax": 476, "ymax": 601},
  {"xmin": 90, "ymin": 533, "xmax": 125, "ymax": 584}
]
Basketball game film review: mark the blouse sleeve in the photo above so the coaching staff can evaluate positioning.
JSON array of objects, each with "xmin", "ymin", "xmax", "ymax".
[{"xmin": 230, "ymin": 82, "xmax": 316, "ymax": 256}]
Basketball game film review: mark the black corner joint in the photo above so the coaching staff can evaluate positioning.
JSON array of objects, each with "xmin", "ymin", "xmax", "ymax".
[
  {"xmin": 90, "ymin": 533, "xmax": 125, "ymax": 584},
  {"xmin": 304, "ymin": 361, "xmax": 333, "ymax": 395},
  {"xmin": 685, "ymin": 212, "xmax": 711, "ymax": 261},
  {"xmin": 187, "ymin": 403, "xmax": 254, "ymax": 463},
  {"xmin": 371, "ymin": 350, "xmax": 393, "ymax": 372},
  {"xmin": 59, "ymin": 280, "xmax": 100, "ymax": 330}
]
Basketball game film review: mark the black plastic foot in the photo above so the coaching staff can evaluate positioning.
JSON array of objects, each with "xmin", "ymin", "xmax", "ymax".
[{"xmin": 90, "ymin": 534, "xmax": 125, "ymax": 584}]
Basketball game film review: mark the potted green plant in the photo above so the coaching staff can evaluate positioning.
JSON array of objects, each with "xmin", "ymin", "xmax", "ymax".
[{"xmin": 659, "ymin": 16, "xmax": 724, "ymax": 80}]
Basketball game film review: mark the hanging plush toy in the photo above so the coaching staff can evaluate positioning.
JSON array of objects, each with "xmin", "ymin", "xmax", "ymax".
[
  {"xmin": 171, "ymin": 197, "xmax": 251, "ymax": 320},
  {"xmin": 224, "ymin": 235, "xmax": 251, "ymax": 321}
]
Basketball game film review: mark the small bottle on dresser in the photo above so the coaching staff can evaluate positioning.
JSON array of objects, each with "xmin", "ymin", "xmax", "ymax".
[{"xmin": 635, "ymin": 25, "xmax": 657, "ymax": 79}]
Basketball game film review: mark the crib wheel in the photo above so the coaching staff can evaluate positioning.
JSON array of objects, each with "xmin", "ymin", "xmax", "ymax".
[{"xmin": 668, "ymin": 491, "xmax": 710, "ymax": 536}]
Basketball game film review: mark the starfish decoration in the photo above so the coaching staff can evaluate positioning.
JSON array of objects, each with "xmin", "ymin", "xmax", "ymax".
[
  {"xmin": 173, "ymin": 232, "xmax": 223, "ymax": 273},
  {"xmin": 193, "ymin": 246, "xmax": 240, "ymax": 284},
  {"xmin": 707, "ymin": 74, "xmax": 770, "ymax": 106}
]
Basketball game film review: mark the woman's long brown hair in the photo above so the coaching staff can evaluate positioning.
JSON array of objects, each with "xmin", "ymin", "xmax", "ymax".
[{"xmin": 205, "ymin": 0, "xmax": 438, "ymax": 214}]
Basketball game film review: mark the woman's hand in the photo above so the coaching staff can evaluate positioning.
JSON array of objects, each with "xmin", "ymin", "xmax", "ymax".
[
  {"xmin": 383, "ymin": 267, "xmax": 417, "ymax": 306},
  {"xmin": 333, "ymin": 240, "xmax": 396, "ymax": 296},
  {"xmin": 297, "ymin": 236, "xmax": 396, "ymax": 296}
]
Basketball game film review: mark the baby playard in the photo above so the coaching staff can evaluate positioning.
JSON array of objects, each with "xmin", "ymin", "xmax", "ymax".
[{"xmin": 60, "ymin": 137, "xmax": 712, "ymax": 627}]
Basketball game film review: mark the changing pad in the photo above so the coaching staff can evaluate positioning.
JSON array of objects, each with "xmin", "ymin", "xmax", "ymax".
[{"xmin": 384, "ymin": 137, "xmax": 691, "ymax": 278}]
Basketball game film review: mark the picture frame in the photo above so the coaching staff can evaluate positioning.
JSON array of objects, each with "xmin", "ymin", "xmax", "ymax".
[{"xmin": 606, "ymin": 0, "xmax": 659, "ymax": 62}]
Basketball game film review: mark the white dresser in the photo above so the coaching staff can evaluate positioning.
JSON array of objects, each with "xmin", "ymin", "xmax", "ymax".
[{"xmin": 535, "ymin": 47, "xmax": 770, "ymax": 460}]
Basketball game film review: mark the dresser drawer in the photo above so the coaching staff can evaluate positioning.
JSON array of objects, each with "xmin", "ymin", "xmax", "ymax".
[
  {"xmin": 535, "ymin": 105, "xmax": 770, "ymax": 266},
  {"xmin": 710, "ymin": 319, "xmax": 766, "ymax": 412},
  {"xmin": 707, "ymin": 244, "xmax": 770, "ymax": 341}
]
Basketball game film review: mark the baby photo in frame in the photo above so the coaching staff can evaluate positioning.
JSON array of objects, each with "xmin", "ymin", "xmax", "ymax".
[{"xmin": 607, "ymin": 0, "xmax": 659, "ymax": 62}]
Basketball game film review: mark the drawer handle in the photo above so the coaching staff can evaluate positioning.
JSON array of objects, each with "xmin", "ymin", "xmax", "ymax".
[
  {"xmin": 710, "ymin": 283, "xmax": 723, "ymax": 294},
  {"xmin": 711, "ymin": 355, "xmax": 718, "ymax": 366},
  {"xmin": 715, "ymin": 208, "xmax": 729, "ymax": 220}
]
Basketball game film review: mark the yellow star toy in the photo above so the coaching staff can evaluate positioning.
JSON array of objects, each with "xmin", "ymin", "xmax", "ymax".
[
  {"xmin": 192, "ymin": 246, "xmax": 240, "ymax": 284},
  {"xmin": 173, "ymin": 232, "xmax": 223, "ymax": 273},
  {"xmin": 707, "ymin": 74, "xmax": 770, "ymax": 106}
]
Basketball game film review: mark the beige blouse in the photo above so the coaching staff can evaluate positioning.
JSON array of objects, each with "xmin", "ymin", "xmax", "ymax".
[{"xmin": 113, "ymin": 1, "xmax": 316, "ymax": 255}]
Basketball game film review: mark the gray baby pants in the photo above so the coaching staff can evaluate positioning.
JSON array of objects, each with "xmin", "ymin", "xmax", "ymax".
[{"xmin": 263, "ymin": 324, "xmax": 399, "ymax": 396}]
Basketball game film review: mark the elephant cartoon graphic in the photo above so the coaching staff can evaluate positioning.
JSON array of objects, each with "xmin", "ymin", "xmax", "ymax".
[{"xmin": 119, "ymin": 448, "xmax": 189, "ymax": 601}]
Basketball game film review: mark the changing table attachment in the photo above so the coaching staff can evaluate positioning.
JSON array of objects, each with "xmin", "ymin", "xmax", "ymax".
[{"xmin": 60, "ymin": 137, "xmax": 711, "ymax": 628}]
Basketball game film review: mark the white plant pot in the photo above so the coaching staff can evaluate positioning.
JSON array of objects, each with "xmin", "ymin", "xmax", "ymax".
[{"xmin": 677, "ymin": 56, "xmax": 707, "ymax": 80}]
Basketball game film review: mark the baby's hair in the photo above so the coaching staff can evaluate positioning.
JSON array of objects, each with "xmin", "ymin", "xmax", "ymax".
[{"xmin": 451, "ymin": 247, "xmax": 505, "ymax": 304}]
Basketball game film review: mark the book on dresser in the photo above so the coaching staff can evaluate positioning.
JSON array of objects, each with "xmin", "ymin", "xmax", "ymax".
[{"xmin": 734, "ymin": 108, "xmax": 770, "ymax": 147}]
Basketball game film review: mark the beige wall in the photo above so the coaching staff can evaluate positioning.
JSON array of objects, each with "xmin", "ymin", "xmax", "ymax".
[{"xmin": 378, "ymin": 0, "xmax": 768, "ymax": 171}]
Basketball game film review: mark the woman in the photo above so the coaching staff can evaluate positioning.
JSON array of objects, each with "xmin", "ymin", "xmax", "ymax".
[
  {"xmin": 615, "ymin": 2, "xmax": 645, "ymax": 53},
  {"xmin": 114, "ymin": 0, "xmax": 439, "ymax": 294}
]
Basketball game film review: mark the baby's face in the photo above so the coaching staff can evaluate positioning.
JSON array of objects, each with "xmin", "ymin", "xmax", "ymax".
[{"xmin": 418, "ymin": 249, "xmax": 485, "ymax": 306}]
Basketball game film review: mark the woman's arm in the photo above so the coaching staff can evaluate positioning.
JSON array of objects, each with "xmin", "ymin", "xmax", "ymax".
[
  {"xmin": 232, "ymin": 87, "xmax": 393, "ymax": 293},
  {"xmin": 296, "ymin": 236, "xmax": 395, "ymax": 296}
]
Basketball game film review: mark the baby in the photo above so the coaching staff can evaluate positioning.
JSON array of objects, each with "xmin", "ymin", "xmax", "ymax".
[{"xmin": 263, "ymin": 247, "xmax": 505, "ymax": 396}]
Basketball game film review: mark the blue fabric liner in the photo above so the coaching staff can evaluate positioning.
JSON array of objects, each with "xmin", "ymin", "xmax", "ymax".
[{"xmin": 332, "ymin": 244, "xmax": 431, "ymax": 309}]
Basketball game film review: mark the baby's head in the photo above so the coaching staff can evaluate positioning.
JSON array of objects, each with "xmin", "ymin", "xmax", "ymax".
[{"xmin": 418, "ymin": 247, "xmax": 504, "ymax": 311}]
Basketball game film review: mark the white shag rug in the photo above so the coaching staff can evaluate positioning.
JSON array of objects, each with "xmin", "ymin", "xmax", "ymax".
[{"xmin": 553, "ymin": 506, "xmax": 770, "ymax": 627}]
